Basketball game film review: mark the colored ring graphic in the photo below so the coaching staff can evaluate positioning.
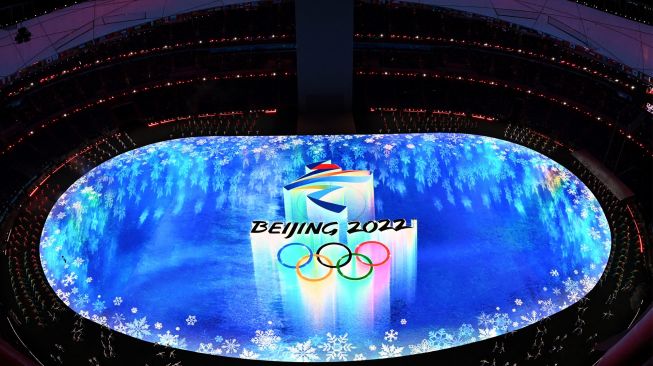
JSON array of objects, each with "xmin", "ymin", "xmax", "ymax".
[
  {"xmin": 277, "ymin": 243, "xmax": 313, "ymax": 269},
  {"xmin": 316, "ymin": 242, "xmax": 352, "ymax": 268},
  {"xmin": 354, "ymin": 241, "xmax": 391, "ymax": 267},
  {"xmin": 295, "ymin": 254, "xmax": 333, "ymax": 282},
  {"xmin": 336, "ymin": 253, "xmax": 374, "ymax": 281}
]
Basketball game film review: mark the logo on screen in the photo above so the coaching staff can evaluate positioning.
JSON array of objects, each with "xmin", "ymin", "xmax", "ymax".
[
  {"xmin": 249, "ymin": 161, "xmax": 418, "ymax": 283},
  {"xmin": 276, "ymin": 241, "xmax": 390, "ymax": 281},
  {"xmin": 282, "ymin": 161, "xmax": 375, "ymax": 223}
]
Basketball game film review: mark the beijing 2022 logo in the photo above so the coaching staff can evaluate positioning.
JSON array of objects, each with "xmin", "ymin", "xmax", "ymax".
[{"xmin": 250, "ymin": 161, "xmax": 418, "ymax": 282}]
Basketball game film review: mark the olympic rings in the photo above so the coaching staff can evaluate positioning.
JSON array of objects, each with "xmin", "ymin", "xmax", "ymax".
[
  {"xmin": 295, "ymin": 254, "xmax": 333, "ymax": 282},
  {"xmin": 276, "ymin": 240, "xmax": 391, "ymax": 281},
  {"xmin": 277, "ymin": 243, "xmax": 313, "ymax": 268},
  {"xmin": 354, "ymin": 241, "xmax": 391, "ymax": 267},
  {"xmin": 316, "ymin": 242, "xmax": 352, "ymax": 268},
  {"xmin": 337, "ymin": 253, "xmax": 373, "ymax": 281}
]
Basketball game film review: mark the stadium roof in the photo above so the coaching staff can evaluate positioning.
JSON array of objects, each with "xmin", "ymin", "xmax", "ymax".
[{"xmin": 0, "ymin": 0, "xmax": 651, "ymax": 82}]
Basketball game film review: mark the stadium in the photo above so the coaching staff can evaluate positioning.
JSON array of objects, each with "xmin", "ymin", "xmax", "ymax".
[{"xmin": 0, "ymin": 1, "xmax": 651, "ymax": 365}]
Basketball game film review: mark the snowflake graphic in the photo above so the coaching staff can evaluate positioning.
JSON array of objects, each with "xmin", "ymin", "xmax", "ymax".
[
  {"xmin": 185, "ymin": 315, "xmax": 197, "ymax": 326},
  {"xmin": 520, "ymin": 310, "xmax": 539, "ymax": 325},
  {"xmin": 72, "ymin": 294, "xmax": 90, "ymax": 308},
  {"xmin": 409, "ymin": 339, "xmax": 432, "ymax": 354},
  {"xmin": 580, "ymin": 275, "xmax": 596, "ymax": 292},
  {"xmin": 111, "ymin": 313, "xmax": 125, "ymax": 326},
  {"xmin": 456, "ymin": 323, "xmax": 475, "ymax": 342},
  {"xmin": 251, "ymin": 329, "xmax": 281, "ymax": 351},
  {"xmin": 221, "ymin": 339, "xmax": 240, "ymax": 354},
  {"xmin": 154, "ymin": 322, "xmax": 163, "ymax": 330},
  {"xmin": 214, "ymin": 335, "xmax": 223, "ymax": 344},
  {"xmin": 540, "ymin": 299, "xmax": 556, "ymax": 315},
  {"xmin": 318, "ymin": 332, "xmax": 355, "ymax": 361},
  {"xmin": 477, "ymin": 312, "xmax": 494, "ymax": 328},
  {"xmin": 240, "ymin": 349, "xmax": 260, "ymax": 359},
  {"xmin": 72, "ymin": 257, "xmax": 84, "ymax": 267},
  {"xmin": 563, "ymin": 277, "xmax": 580, "ymax": 294},
  {"xmin": 550, "ymin": 269, "xmax": 559, "ymax": 277},
  {"xmin": 378, "ymin": 343, "xmax": 404, "ymax": 358},
  {"xmin": 368, "ymin": 345, "xmax": 376, "ymax": 351},
  {"xmin": 567, "ymin": 291, "xmax": 581, "ymax": 302},
  {"xmin": 91, "ymin": 314, "xmax": 108, "ymax": 326},
  {"xmin": 131, "ymin": 307, "xmax": 138, "ymax": 314},
  {"xmin": 62, "ymin": 272, "xmax": 78, "ymax": 287},
  {"xmin": 92, "ymin": 299, "xmax": 107, "ymax": 313},
  {"xmin": 478, "ymin": 328, "xmax": 497, "ymax": 340},
  {"xmin": 384, "ymin": 329, "xmax": 398, "ymax": 342},
  {"xmin": 514, "ymin": 298, "xmax": 523, "ymax": 306},
  {"xmin": 400, "ymin": 318, "xmax": 407, "ymax": 325},
  {"xmin": 552, "ymin": 287, "xmax": 561, "ymax": 295},
  {"xmin": 125, "ymin": 317, "xmax": 151, "ymax": 338},
  {"xmin": 113, "ymin": 297, "xmax": 123, "ymax": 306},
  {"xmin": 428, "ymin": 329, "xmax": 453, "ymax": 350},
  {"xmin": 197, "ymin": 343, "xmax": 222, "ymax": 355},
  {"xmin": 287, "ymin": 340, "xmax": 319, "ymax": 362},
  {"xmin": 493, "ymin": 313, "xmax": 511, "ymax": 332},
  {"xmin": 157, "ymin": 331, "xmax": 179, "ymax": 347}
]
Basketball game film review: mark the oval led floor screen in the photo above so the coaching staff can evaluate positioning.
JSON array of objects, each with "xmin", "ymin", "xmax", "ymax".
[{"xmin": 40, "ymin": 133, "xmax": 610, "ymax": 362}]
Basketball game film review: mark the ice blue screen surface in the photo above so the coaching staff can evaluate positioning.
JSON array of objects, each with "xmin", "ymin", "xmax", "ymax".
[{"xmin": 40, "ymin": 134, "xmax": 610, "ymax": 361}]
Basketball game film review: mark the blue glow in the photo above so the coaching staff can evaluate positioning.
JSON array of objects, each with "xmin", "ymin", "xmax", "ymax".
[{"xmin": 40, "ymin": 134, "xmax": 610, "ymax": 361}]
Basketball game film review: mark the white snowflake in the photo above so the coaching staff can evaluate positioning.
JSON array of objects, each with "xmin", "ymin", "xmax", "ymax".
[
  {"xmin": 384, "ymin": 329, "xmax": 398, "ymax": 342},
  {"xmin": 197, "ymin": 343, "xmax": 221, "ymax": 355},
  {"xmin": 378, "ymin": 343, "xmax": 404, "ymax": 358},
  {"xmin": 550, "ymin": 269, "xmax": 559, "ymax": 277},
  {"xmin": 567, "ymin": 291, "xmax": 581, "ymax": 302},
  {"xmin": 240, "ymin": 349, "xmax": 260, "ymax": 359},
  {"xmin": 62, "ymin": 272, "xmax": 78, "ymax": 287},
  {"xmin": 319, "ymin": 332, "xmax": 355, "ymax": 361},
  {"xmin": 221, "ymin": 339, "xmax": 240, "ymax": 354},
  {"xmin": 409, "ymin": 339, "xmax": 433, "ymax": 354},
  {"xmin": 86, "ymin": 277, "xmax": 93, "ymax": 283},
  {"xmin": 477, "ymin": 312, "xmax": 494, "ymax": 328},
  {"xmin": 131, "ymin": 307, "xmax": 138, "ymax": 314},
  {"xmin": 515, "ymin": 298, "xmax": 523, "ymax": 306},
  {"xmin": 368, "ymin": 345, "xmax": 376, "ymax": 351},
  {"xmin": 157, "ymin": 331, "xmax": 179, "ymax": 347},
  {"xmin": 111, "ymin": 313, "xmax": 125, "ymax": 326},
  {"xmin": 353, "ymin": 353, "xmax": 366, "ymax": 361},
  {"xmin": 154, "ymin": 322, "xmax": 163, "ymax": 330},
  {"xmin": 428, "ymin": 329, "xmax": 453, "ymax": 349},
  {"xmin": 185, "ymin": 315, "xmax": 197, "ymax": 326},
  {"xmin": 520, "ymin": 310, "xmax": 539, "ymax": 325},
  {"xmin": 400, "ymin": 318, "xmax": 407, "ymax": 325},
  {"xmin": 72, "ymin": 257, "xmax": 84, "ymax": 267},
  {"xmin": 113, "ymin": 297, "xmax": 123, "ymax": 306},
  {"xmin": 125, "ymin": 317, "xmax": 151, "ymax": 338},
  {"xmin": 287, "ymin": 340, "xmax": 319, "ymax": 362},
  {"xmin": 539, "ymin": 299, "xmax": 556, "ymax": 315},
  {"xmin": 251, "ymin": 329, "xmax": 281, "ymax": 351},
  {"xmin": 91, "ymin": 315, "xmax": 108, "ymax": 327},
  {"xmin": 478, "ymin": 328, "xmax": 497, "ymax": 340},
  {"xmin": 580, "ymin": 275, "xmax": 596, "ymax": 292}
]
